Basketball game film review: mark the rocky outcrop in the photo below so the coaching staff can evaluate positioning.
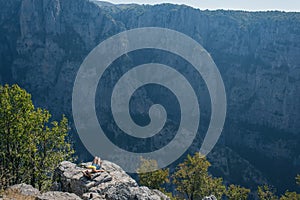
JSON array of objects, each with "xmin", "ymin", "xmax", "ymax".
[
  {"xmin": 1, "ymin": 184, "xmax": 81, "ymax": 200},
  {"xmin": 7, "ymin": 183, "xmax": 40, "ymax": 197},
  {"xmin": 202, "ymin": 195, "xmax": 217, "ymax": 200},
  {"xmin": 37, "ymin": 191, "xmax": 82, "ymax": 200},
  {"xmin": 1, "ymin": 161, "xmax": 170, "ymax": 200},
  {"xmin": 52, "ymin": 161, "xmax": 170, "ymax": 200}
]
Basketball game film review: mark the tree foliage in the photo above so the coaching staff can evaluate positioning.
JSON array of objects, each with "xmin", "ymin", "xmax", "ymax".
[
  {"xmin": 172, "ymin": 153, "xmax": 225, "ymax": 200},
  {"xmin": 257, "ymin": 185, "xmax": 278, "ymax": 200},
  {"xmin": 0, "ymin": 84, "xmax": 74, "ymax": 191},
  {"xmin": 278, "ymin": 176, "xmax": 300, "ymax": 200},
  {"xmin": 137, "ymin": 157, "xmax": 169, "ymax": 190},
  {"xmin": 204, "ymin": 177, "xmax": 226, "ymax": 200},
  {"xmin": 280, "ymin": 191, "xmax": 300, "ymax": 200},
  {"xmin": 257, "ymin": 175, "xmax": 300, "ymax": 200},
  {"xmin": 138, "ymin": 153, "xmax": 300, "ymax": 200},
  {"xmin": 296, "ymin": 175, "xmax": 300, "ymax": 186},
  {"xmin": 226, "ymin": 184, "xmax": 250, "ymax": 200}
]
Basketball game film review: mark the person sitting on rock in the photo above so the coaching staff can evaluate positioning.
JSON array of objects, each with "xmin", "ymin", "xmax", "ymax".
[{"xmin": 82, "ymin": 156, "xmax": 104, "ymax": 179}]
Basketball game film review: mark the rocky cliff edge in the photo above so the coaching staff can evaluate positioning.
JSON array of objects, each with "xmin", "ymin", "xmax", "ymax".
[{"xmin": 1, "ymin": 160, "xmax": 170, "ymax": 200}]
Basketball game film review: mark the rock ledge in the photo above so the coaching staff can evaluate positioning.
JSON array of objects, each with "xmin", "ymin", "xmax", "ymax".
[
  {"xmin": 1, "ymin": 161, "xmax": 170, "ymax": 200},
  {"xmin": 52, "ymin": 161, "xmax": 170, "ymax": 200}
]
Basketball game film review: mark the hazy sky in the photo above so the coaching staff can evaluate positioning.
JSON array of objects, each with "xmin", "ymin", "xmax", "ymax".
[{"xmin": 103, "ymin": 0, "xmax": 300, "ymax": 12}]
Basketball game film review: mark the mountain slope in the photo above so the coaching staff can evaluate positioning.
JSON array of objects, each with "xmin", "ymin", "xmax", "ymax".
[{"xmin": 0, "ymin": 0, "xmax": 299, "ymax": 194}]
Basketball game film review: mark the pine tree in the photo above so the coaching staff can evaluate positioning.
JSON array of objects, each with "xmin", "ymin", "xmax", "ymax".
[
  {"xmin": 172, "ymin": 153, "xmax": 225, "ymax": 200},
  {"xmin": 0, "ymin": 84, "xmax": 74, "ymax": 191},
  {"xmin": 280, "ymin": 191, "xmax": 300, "ymax": 200},
  {"xmin": 226, "ymin": 184, "xmax": 250, "ymax": 200},
  {"xmin": 257, "ymin": 185, "xmax": 278, "ymax": 200}
]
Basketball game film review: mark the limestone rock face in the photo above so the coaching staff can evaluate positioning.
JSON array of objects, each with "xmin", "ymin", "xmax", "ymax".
[
  {"xmin": 37, "ymin": 191, "xmax": 82, "ymax": 200},
  {"xmin": 6, "ymin": 183, "xmax": 41, "ymax": 197},
  {"xmin": 52, "ymin": 161, "xmax": 113, "ymax": 196},
  {"xmin": 53, "ymin": 161, "xmax": 170, "ymax": 200},
  {"xmin": 2, "ymin": 184, "xmax": 81, "ymax": 200},
  {"xmin": 202, "ymin": 195, "xmax": 217, "ymax": 200}
]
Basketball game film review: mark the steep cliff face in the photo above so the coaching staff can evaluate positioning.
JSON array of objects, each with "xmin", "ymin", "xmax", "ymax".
[
  {"xmin": 102, "ymin": 3, "xmax": 300, "ymax": 133},
  {"xmin": 0, "ymin": 0, "xmax": 123, "ymax": 116},
  {"xmin": 83, "ymin": 2, "xmax": 300, "ymax": 192},
  {"xmin": 0, "ymin": 0, "xmax": 299, "ymax": 194}
]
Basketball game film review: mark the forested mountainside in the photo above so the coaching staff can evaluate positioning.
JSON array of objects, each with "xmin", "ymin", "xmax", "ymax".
[{"xmin": 0, "ymin": 0, "xmax": 299, "ymax": 194}]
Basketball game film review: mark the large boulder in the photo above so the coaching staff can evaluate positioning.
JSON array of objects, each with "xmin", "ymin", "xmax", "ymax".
[
  {"xmin": 53, "ymin": 161, "xmax": 170, "ymax": 200},
  {"xmin": 52, "ymin": 161, "xmax": 113, "ymax": 196},
  {"xmin": 1, "ymin": 184, "xmax": 81, "ymax": 200},
  {"xmin": 6, "ymin": 183, "xmax": 41, "ymax": 197},
  {"xmin": 202, "ymin": 195, "xmax": 217, "ymax": 200}
]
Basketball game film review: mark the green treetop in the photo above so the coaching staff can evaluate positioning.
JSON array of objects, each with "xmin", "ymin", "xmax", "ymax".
[
  {"xmin": 257, "ymin": 185, "xmax": 278, "ymax": 200},
  {"xmin": 0, "ymin": 84, "xmax": 74, "ymax": 191},
  {"xmin": 226, "ymin": 184, "xmax": 250, "ymax": 200},
  {"xmin": 172, "ymin": 153, "xmax": 225, "ymax": 200}
]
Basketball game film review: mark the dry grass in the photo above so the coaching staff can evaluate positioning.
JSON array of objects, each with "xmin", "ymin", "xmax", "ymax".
[{"xmin": 0, "ymin": 188, "xmax": 36, "ymax": 200}]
